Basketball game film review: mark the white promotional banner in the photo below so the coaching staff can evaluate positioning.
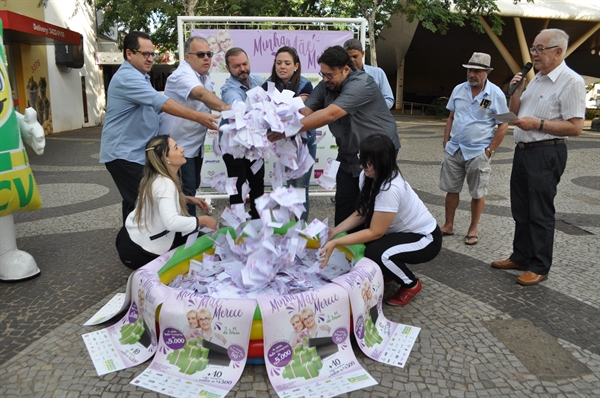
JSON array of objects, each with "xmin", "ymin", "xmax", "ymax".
[
  {"xmin": 131, "ymin": 291, "xmax": 256, "ymax": 398},
  {"xmin": 189, "ymin": 28, "xmax": 348, "ymax": 190},
  {"xmin": 332, "ymin": 258, "xmax": 421, "ymax": 368},
  {"xmin": 256, "ymin": 283, "xmax": 377, "ymax": 398},
  {"xmin": 82, "ymin": 253, "xmax": 176, "ymax": 375}
]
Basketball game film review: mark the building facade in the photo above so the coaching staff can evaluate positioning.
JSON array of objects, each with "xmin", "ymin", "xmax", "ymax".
[{"xmin": 1, "ymin": 0, "xmax": 104, "ymax": 133}]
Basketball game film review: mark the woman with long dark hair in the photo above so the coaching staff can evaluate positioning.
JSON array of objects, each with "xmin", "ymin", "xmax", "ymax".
[
  {"xmin": 262, "ymin": 46, "xmax": 317, "ymax": 222},
  {"xmin": 320, "ymin": 134, "xmax": 442, "ymax": 306},
  {"xmin": 116, "ymin": 135, "xmax": 218, "ymax": 269}
]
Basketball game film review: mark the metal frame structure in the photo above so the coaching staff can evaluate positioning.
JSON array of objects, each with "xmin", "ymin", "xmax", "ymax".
[{"xmin": 176, "ymin": 16, "xmax": 367, "ymax": 200}]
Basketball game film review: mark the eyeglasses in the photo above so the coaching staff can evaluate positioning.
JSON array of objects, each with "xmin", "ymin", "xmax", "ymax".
[
  {"xmin": 318, "ymin": 70, "xmax": 339, "ymax": 80},
  {"xmin": 218, "ymin": 38, "xmax": 231, "ymax": 46},
  {"xmin": 529, "ymin": 45, "xmax": 558, "ymax": 54},
  {"xmin": 198, "ymin": 317, "xmax": 211, "ymax": 322},
  {"xmin": 301, "ymin": 314, "xmax": 314, "ymax": 322},
  {"xmin": 187, "ymin": 51, "xmax": 214, "ymax": 59},
  {"xmin": 131, "ymin": 49, "xmax": 159, "ymax": 59}
]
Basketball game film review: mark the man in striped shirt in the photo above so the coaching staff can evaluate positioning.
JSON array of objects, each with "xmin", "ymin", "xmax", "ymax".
[{"xmin": 491, "ymin": 29, "xmax": 586, "ymax": 286}]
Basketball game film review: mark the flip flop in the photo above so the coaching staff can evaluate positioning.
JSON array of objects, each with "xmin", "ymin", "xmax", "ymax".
[
  {"xmin": 442, "ymin": 231, "xmax": 454, "ymax": 236},
  {"xmin": 464, "ymin": 235, "xmax": 478, "ymax": 245}
]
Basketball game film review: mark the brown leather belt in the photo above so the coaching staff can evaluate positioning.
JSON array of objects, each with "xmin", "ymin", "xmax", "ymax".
[{"xmin": 517, "ymin": 139, "xmax": 565, "ymax": 149}]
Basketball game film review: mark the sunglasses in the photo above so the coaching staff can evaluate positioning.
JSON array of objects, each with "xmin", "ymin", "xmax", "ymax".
[{"xmin": 187, "ymin": 51, "xmax": 214, "ymax": 58}]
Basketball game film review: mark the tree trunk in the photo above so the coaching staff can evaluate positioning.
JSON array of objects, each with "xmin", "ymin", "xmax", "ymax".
[{"xmin": 368, "ymin": 11, "xmax": 378, "ymax": 66}]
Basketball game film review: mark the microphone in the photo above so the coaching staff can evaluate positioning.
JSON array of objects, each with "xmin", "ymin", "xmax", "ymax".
[{"xmin": 508, "ymin": 62, "xmax": 533, "ymax": 96}]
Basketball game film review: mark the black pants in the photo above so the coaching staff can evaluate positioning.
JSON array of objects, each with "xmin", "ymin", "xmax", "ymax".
[
  {"xmin": 364, "ymin": 225, "xmax": 442, "ymax": 287},
  {"xmin": 116, "ymin": 227, "xmax": 186, "ymax": 270},
  {"xmin": 179, "ymin": 155, "xmax": 203, "ymax": 216},
  {"xmin": 509, "ymin": 144, "xmax": 567, "ymax": 275},
  {"xmin": 105, "ymin": 159, "xmax": 144, "ymax": 224},
  {"xmin": 334, "ymin": 166, "xmax": 360, "ymax": 226},
  {"xmin": 222, "ymin": 154, "xmax": 265, "ymax": 219}
]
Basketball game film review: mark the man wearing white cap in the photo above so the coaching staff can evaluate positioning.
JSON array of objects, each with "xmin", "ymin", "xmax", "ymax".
[{"xmin": 438, "ymin": 52, "xmax": 508, "ymax": 245}]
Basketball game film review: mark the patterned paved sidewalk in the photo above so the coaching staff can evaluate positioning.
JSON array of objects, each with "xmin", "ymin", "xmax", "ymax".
[{"xmin": 1, "ymin": 115, "xmax": 599, "ymax": 397}]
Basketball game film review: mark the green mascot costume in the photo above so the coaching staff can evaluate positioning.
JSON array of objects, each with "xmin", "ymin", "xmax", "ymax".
[{"xmin": 0, "ymin": 19, "xmax": 46, "ymax": 281}]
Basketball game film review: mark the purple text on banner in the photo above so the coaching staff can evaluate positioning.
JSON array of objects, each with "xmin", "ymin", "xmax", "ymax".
[{"xmin": 190, "ymin": 29, "xmax": 354, "ymax": 73}]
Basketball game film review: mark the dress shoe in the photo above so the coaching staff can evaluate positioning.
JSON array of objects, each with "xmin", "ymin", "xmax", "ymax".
[
  {"xmin": 386, "ymin": 279, "xmax": 422, "ymax": 306},
  {"xmin": 491, "ymin": 259, "xmax": 525, "ymax": 270},
  {"xmin": 516, "ymin": 271, "xmax": 548, "ymax": 286}
]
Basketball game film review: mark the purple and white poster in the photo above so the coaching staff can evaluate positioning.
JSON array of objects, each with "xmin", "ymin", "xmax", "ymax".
[
  {"xmin": 131, "ymin": 290, "xmax": 256, "ymax": 398},
  {"xmin": 191, "ymin": 29, "xmax": 353, "ymax": 73},
  {"xmin": 333, "ymin": 258, "xmax": 421, "ymax": 368},
  {"xmin": 82, "ymin": 265, "xmax": 171, "ymax": 375},
  {"xmin": 256, "ymin": 283, "xmax": 376, "ymax": 398}
]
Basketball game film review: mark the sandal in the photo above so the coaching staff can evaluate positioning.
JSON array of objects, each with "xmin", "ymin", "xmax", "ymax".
[{"xmin": 464, "ymin": 235, "xmax": 478, "ymax": 245}]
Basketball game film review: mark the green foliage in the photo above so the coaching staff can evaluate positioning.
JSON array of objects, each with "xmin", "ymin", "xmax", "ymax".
[
  {"xmin": 425, "ymin": 96, "xmax": 451, "ymax": 119},
  {"xmin": 586, "ymin": 108, "xmax": 600, "ymax": 120},
  {"xmin": 95, "ymin": 0, "xmax": 506, "ymax": 55}
]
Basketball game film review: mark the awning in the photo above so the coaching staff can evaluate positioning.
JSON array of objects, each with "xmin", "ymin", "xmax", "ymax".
[
  {"xmin": 0, "ymin": 10, "xmax": 81, "ymax": 45},
  {"xmin": 493, "ymin": 0, "xmax": 600, "ymax": 22}
]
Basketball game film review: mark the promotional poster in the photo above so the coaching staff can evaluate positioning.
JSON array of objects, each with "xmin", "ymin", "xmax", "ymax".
[
  {"xmin": 189, "ymin": 29, "xmax": 351, "ymax": 190},
  {"xmin": 333, "ymin": 258, "xmax": 421, "ymax": 368},
  {"xmin": 257, "ymin": 283, "xmax": 376, "ymax": 398},
  {"xmin": 82, "ymin": 257, "xmax": 172, "ymax": 375},
  {"xmin": 131, "ymin": 290, "xmax": 256, "ymax": 397}
]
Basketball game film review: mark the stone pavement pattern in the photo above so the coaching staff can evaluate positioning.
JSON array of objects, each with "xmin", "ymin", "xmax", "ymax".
[{"xmin": 1, "ymin": 114, "xmax": 599, "ymax": 397}]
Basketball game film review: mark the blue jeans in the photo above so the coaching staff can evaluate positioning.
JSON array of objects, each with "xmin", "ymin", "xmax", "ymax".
[
  {"xmin": 179, "ymin": 156, "xmax": 203, "ymax": 216},
  {"xmin": 287, "ymin": 134, "xmax": 317, "ymax": 222}
]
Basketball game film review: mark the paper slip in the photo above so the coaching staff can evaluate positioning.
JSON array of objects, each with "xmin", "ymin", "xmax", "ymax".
[
  {"xmin": 317, "ymin": 175, "xmax": 336, "ymax": 190},
  {"xmin": 84, "ymin": 293, "xmax": 127, "ymax": 326},
  {"xmin": 324, "ymin": 159, "xmax": 340, "ymax": 178},
  {"xmin": 490, "ymin": 112, "xmax": 518, "ymax": 123}
]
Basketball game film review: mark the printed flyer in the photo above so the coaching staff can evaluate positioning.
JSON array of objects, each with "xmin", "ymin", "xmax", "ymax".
[
  {"xmin": 333, "ymin": 258, "xmax": 421, "ymax": 368},
  {"xmin": 83, "ymin": 293, "xmax": 126, "ymax": 326},
  {"xmin": 82, "ymin": 265, "xmax": 170, "ymax": 375},
  {"xmin": 131, "ymin": 290, "xmax": 256, "ymax": 398},
  {"xmin": 257, "ymin": 283, "xmax": 377, "ymax": 398}
]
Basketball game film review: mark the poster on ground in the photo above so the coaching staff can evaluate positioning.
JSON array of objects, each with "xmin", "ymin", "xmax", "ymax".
[
  {"xmin": 131, "ymin": 290, "xmax": 256, "ymax": 398},
  {"xmin": 82, "ymin": 255, "xmax": 173, "ymax": 375},
  {"xmin": 256, "ymin": 283, "xmax": 377, "ymax": 398},
  {"xmin": 332, "ymin": 258, "xmax": 420, "ymax": 368}
]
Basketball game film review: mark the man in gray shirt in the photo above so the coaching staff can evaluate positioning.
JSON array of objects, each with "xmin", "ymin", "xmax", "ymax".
[{"xmin": 299, "ymin": 45, "xmax": 401, "ymax": 226}]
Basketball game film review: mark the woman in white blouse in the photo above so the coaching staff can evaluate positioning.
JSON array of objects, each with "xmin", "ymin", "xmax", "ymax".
[{"xmin": 116, "ymin": 135, "xmax": 217, "ymax": 269}]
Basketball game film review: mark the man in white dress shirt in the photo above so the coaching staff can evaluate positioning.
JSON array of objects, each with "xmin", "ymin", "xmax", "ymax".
[
  {"xmin": 491, "ymin": 29, "xmax": 585, "ymax": 286},
  {"xmin": 160, "ymin": 36, "xmax": 230, "ymax": 215}
]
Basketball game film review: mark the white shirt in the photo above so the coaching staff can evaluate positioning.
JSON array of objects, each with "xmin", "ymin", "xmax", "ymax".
[
  {"xmin": 360, "ymin": 172, "xmax": 437, "ymax": 236},
  {"xmin": 126, "ymin": 176, "xmax": 198, "ymax": 254},
  {"xmin": 160, "ymin": 61, "xmax": 213, "ymax": 157},
  {"xmin": 514, "ymin": 61, "xmax": 585, "ymax": 143}
]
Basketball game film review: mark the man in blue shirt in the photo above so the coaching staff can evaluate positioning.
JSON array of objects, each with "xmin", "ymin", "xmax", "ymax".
[
  {"xmin": 100, "ymin": 31, "xmax": 220, "ymax": 224},
  {"xmin": 220, "ymin": 47, "xmax": 264, "ymax": 219},
  {"xmin": 343, "ymin": 39, "xmax": 394, "ymax": 109},
  {"xmin": 438, "ymin": 52, "xmax": 508, "ymax": 245}
]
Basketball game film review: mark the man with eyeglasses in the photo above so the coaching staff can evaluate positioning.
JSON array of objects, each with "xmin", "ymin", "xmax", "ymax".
[
  {"xmin": 160, "ymin": 36, "xmax": 230, "ymax": 216},
  {"xmin": 438, "ymin": 52, "xmax": 509, "ymax": 246},
  {"xmin": 299, "ymin": 45, "xmax": 401, "ymax": 227},
  {"xmin": 100, "ymin": 31, "xmax": 221, "ymax": 224},
  {"xmin": 343, "ymin": 39, "xmax": 394, "ymax": 109},
  {"xmin": 492, "ymin": 29, "xmax": 585, "ymax": 286},
  {"xmin": 220, "ymin": 47, "xmax": 265, "ymax": 219}
]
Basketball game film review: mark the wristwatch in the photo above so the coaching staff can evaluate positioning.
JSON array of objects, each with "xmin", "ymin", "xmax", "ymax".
[{"xmin": 485, "ymin": 147, "xmax": 495, "ymax": 157}]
